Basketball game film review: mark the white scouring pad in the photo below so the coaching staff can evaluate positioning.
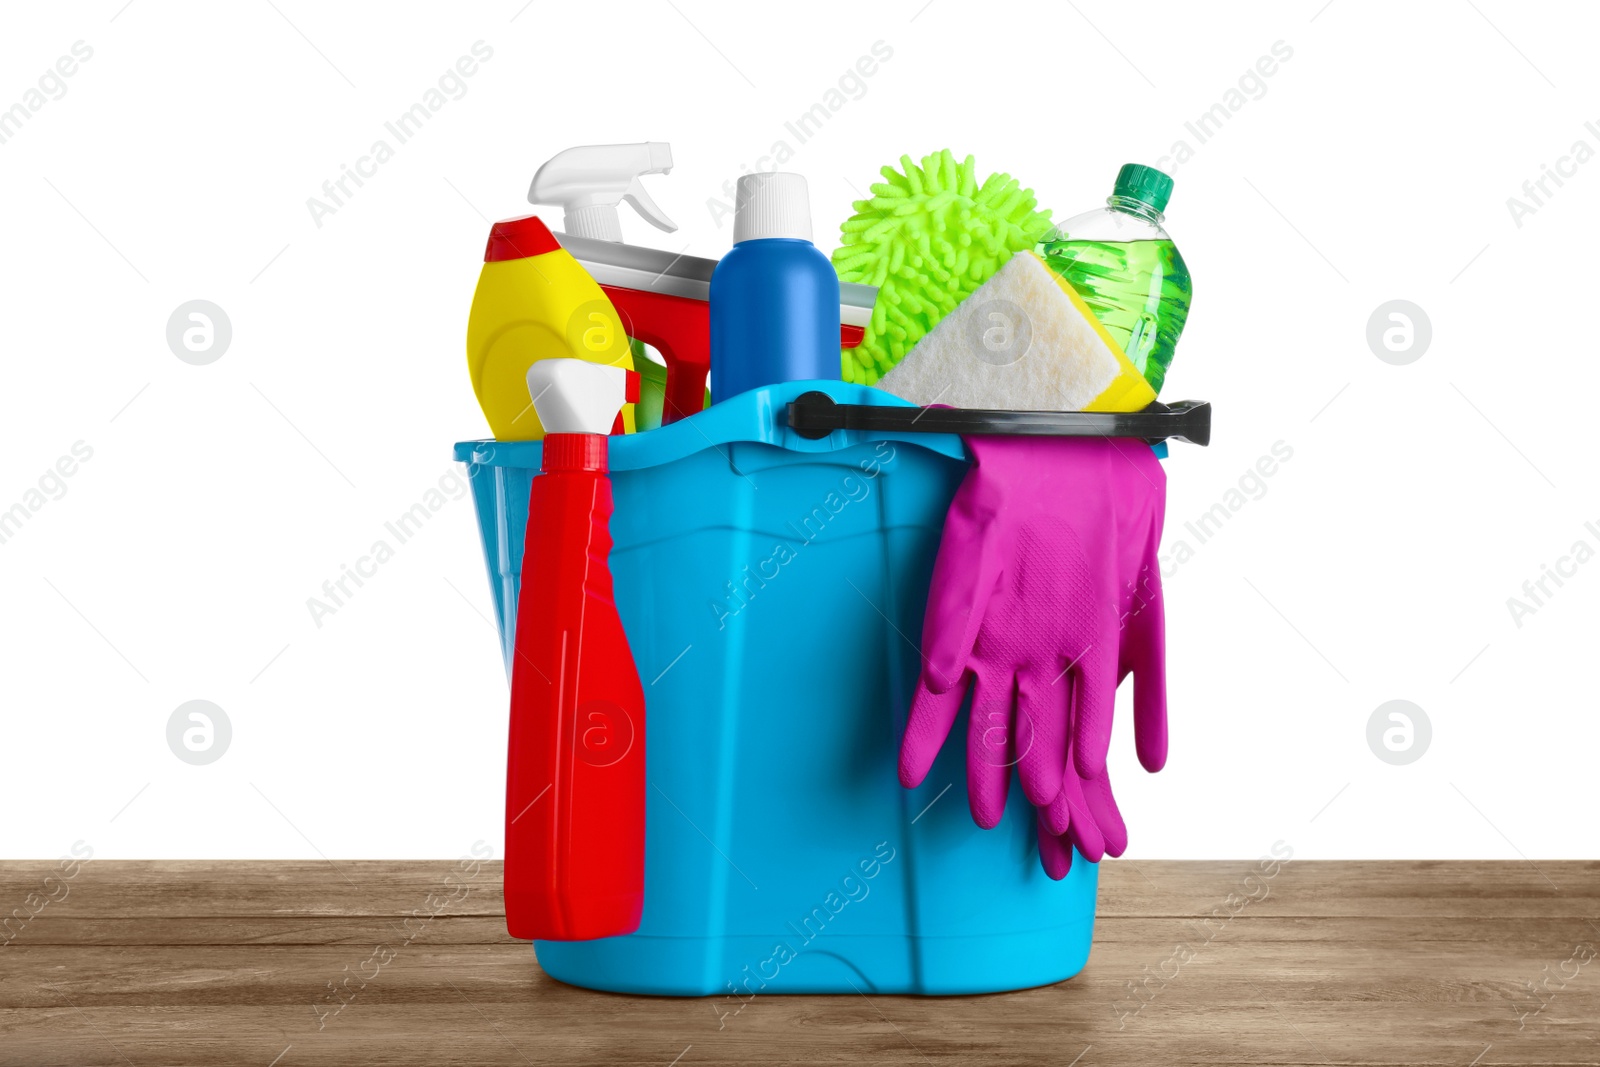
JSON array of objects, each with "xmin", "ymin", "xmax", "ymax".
[{"xmin": 877, "ymin": 251, "xmax": 1156, "ymax": 413}]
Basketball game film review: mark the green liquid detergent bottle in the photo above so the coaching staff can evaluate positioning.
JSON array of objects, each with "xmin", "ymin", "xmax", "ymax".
[{"xmin": 1037, "ymin": 164, "xmax": 1191, "ymax": 395}]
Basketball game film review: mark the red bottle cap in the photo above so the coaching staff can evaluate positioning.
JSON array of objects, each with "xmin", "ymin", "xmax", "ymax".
[
  {"xmin": 485, "ymin": 215, "xmax": 561, "ymax": 262},
  {"xmin": 541, "ymin": 433, "xmax": 609, "ymax": 473}
]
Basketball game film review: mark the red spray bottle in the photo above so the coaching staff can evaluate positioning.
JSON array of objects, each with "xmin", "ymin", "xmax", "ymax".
[{"xmin": 503, "ymin": 359, "xmax": 646, "ymax": 941}]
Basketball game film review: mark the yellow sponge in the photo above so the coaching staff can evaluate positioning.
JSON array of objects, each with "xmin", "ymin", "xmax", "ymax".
[{"xmin": 877, "ymin": 251, "xmax": 1156, "ymax": 413}]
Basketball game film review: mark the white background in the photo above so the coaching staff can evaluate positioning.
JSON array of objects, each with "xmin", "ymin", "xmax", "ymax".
[{"xmin": 1, "ymin": 0, "xmax": 1594, "ymax": 861}]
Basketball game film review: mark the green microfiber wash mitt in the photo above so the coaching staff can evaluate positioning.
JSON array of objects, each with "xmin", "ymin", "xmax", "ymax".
[{"xmin": 832, "ymin": 150, "xmax": 1054, "ymax": 385}]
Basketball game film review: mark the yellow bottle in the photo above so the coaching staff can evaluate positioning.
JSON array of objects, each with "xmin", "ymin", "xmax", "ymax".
[{"xmin": 467, "ymin": 214, "xmax": 635, "ymax": 439}]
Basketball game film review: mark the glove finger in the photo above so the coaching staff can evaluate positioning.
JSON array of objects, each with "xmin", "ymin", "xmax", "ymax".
[
  {"xmin": 1040, "ymin": 759, "xmax": 1077, "ymax": 837},
  {"xmin": 1037, "ymin": 812, "xmax": 1074, "ymax": 881},
  {"xmin": 966, "ymin": 670, "xmax": 1013, "ymax": 829},
  {"xmin": 1070, "ymin": 640, "xmax": 1118, "ymax": 779},
  {"xmin": 1061, "ymin": 768, "xmax": 1107, "ymax": 863},
  {"xmin": 919, "ymin": 480, "xmax": 1006, "ymax": 691},
  {"xmin": 1039, "ymin": 740, "xmax": 1093, "ymax": 855},
  {"xmin": 1122, "ymin": 448, "xmax": 1169, "ymax": 774},
  {"xmin": 1070, "ymin": 819, "xmax": 1106, "ymax": 865},
  {"xmin": 1015, "ymin": 666, "xmax": 1065, "ymax": 807},
  {"xmin": 899, "ymin": 677, "xmax": 968, "ymax": 789},
  {"xmin": 1127, "ymin": 559, "xmax": 1169, "ymax": 774},
  {"xmin": 1081, "ymin": 769, "xmax": 1128, "ymax": 858}
]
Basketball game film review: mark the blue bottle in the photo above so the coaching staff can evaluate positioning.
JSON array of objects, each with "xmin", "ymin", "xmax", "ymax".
[{"xmin": 710, "ymin": 173, "xmax": 841, "ymax": 401}]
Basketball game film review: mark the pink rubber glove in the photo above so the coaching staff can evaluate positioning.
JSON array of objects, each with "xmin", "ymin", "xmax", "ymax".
[{"xmin": 898, "ymin": 435, "xmax": 1169, "ymax": 832}]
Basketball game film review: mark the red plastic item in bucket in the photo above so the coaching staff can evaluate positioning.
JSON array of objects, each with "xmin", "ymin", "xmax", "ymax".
[{"xmin": 503, "ymin": 380, "xmax": 647, "ymax": 941}]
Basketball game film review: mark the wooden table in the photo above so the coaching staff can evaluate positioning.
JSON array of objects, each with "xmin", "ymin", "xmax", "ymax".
[{"xmin": 1, "ymin": 860, "xmax": 1596, "ymax": 1065}]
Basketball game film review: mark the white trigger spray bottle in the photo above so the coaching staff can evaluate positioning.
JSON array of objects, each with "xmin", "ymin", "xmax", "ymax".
[{"xmin": 529, "ymin": 143, "xmax": 698, "ymax": 428}]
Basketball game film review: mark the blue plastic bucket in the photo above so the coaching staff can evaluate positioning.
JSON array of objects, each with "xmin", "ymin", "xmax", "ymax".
[{"xmin": 455, "ymin": 379, "xmax": 1098, "ymax": 995}]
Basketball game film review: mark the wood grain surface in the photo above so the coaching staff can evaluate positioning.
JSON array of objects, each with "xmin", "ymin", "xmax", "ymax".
[{"xmin": 1, "ymin": 860, "xmax": 1596, "ymax": 1065}]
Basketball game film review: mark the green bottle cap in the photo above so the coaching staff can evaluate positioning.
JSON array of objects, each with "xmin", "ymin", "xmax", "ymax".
[{"xmin": 1113, "ymin": 163, "xmax": 1174, "ymax": 213}]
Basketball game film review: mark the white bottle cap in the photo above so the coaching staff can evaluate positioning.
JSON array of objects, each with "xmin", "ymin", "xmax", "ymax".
[
  {"xmin": 732, "ymin": 172, "xmax": 812, "ymax": 244},
  {"xmin": 526, "ymin": 359, "xmax": 633, "ymax": 435}
]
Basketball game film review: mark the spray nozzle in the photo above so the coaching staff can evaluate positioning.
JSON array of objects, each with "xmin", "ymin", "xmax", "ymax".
[
  {"xmin": 527, "ymin": 359, "xmax": 640, "ymax": 435},
  {"xmin": 528, "ymin": 142, "xmax": 678, "ymax": 243}
]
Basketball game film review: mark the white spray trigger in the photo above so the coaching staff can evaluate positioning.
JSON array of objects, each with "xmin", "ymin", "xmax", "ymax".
[
  {"xmin": 529, "ymin": 142, "xmax": 678, "ymax": 243},
  {"xmin": 623, "ymin": 175, "xmax": 676, "ymax": 233}
]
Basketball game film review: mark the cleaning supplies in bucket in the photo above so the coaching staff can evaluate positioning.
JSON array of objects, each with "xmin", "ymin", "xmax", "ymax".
[
  {"xmin": 832, "ymin": 150, "xmax": 1055, "ymax": 386},
  {"xmin": 459, "ymin": 144, "xmax": 1214, "ymax": 991},
  {"xmin": 1037, "ymin": 164, "xmax": 1192, "ymax": 394},
  {"xmin": 502, "ymin": 358, "xmax": 647, "ymax": 940},
  {"xmin": 466, "ymin": 215, "xmax": 636, "ymax": 440},
  {"xmin": 898, "ymin": 435, "xmax": 1169, "ymax": 878},
  {"xmin": 530, "ymin": 146, "xmax": 876, "ymax": 423},
  {"xmin": 877, "ymin": 249, "xmax": 1156, "ymax": 413},
  {"xmin": 710, "ymin": 173, "xmax": 841, "ymax": 401}
]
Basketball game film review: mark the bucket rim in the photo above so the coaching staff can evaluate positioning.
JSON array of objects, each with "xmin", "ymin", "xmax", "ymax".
[{"xmin": 453, "ymin": 379, "xmax": 967, "ymax": 471}]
